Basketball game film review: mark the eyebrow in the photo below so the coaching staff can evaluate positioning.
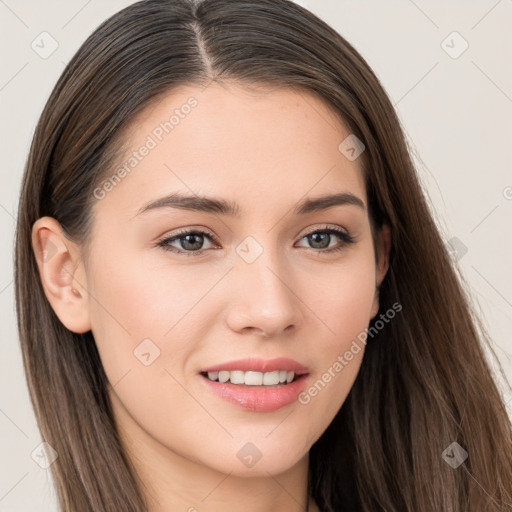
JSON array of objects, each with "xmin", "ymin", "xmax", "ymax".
[{"xmin": 135, "ymin": 191, "xmax": 365, "ymax": 218}]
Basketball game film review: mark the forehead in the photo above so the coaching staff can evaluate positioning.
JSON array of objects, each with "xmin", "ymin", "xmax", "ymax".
[{"xmin": 94, "ymin": 82, "xmax": 367, "ymax": 217}]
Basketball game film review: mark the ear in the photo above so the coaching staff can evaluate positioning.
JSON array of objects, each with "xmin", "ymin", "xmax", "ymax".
[
  {"xmin": 31, "ymin": 216, "xmax": 91, "ymax": 333},
  {"xmin": 370, "ymin": 224, "xmax": 391, "ymax": 319}
]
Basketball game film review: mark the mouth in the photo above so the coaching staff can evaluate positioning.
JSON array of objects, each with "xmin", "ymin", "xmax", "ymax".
[
  {"xmin": 199, "ymin": 370, "xmax": 304, "ymax": 386},
  {"xmin": 198, "ymin": 371, "xmax": 310, "ymax": 412}
]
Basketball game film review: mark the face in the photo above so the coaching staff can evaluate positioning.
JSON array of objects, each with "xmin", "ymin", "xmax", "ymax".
[{"xmin": 38, "ymin": 82, "xmax": 389, "ymax": 484}]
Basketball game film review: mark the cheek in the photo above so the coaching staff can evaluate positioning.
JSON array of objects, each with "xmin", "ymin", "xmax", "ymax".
[
  {"xmin": 85, "ymin": 244, "xmax": 222, "ymax": 398},
  {"xmin": 86, "ymin": 251, "xmax": 199, "ymax": 440},
  {"xmin": 296, "ymin": 251, "xmax": 376, "ymax": 417},
  {"xmin": 306, "ymin": 250, "xmax": 377, "ymax": 345},
  {"xmin": 87, "ymin": 244, "xmax": 199, "ymax": 341},
  {"xmin": 85, "ymin": 248, "xmax": 179, "ymax": 385}
]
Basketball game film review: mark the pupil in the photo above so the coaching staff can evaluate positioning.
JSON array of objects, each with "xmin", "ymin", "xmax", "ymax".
[
  {"xmin": 182, "ymin": 234, "xmax": 203, "ymax": 250},
  {"xmin": 310, "ymin": 233, "xmax": 329, "ymax": 249}
]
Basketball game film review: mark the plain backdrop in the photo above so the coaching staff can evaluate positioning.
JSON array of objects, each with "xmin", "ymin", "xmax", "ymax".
[{"xmin": 1, "ymin": 1, "xmax": 511, "ymax": 510}]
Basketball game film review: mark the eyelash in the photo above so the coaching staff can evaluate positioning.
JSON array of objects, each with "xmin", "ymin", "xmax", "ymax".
[{"xmin": 155, "ymin": 224, "xmax": 355, "ymax": 257}]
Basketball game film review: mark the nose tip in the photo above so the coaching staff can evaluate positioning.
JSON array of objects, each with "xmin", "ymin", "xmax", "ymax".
[{"xmin": 226, "ymin": 260, "xmax": 302, "ymax": 338}]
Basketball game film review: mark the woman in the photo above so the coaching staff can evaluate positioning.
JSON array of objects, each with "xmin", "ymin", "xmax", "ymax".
[{"xmin": 14, "ymin": 0, "xmax": 512, "ymax": 510}]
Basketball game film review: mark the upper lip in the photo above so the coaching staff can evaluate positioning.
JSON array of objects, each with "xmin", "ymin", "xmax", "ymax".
[{"xmin": 200, "ymin": 357, "xmax": 309, "ymax": 375}]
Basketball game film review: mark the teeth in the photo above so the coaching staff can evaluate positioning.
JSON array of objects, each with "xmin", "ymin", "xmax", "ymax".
[
  {"xmin": 230, "ymin": 370, "xmax": 245, "ymax": 384},
  {"xmin": 263, "ymin": 371, "xmax": 279, "ymax": 385},
  {"xmin": 206, "ymin": 370, "xmax": 296, "ymax": 385}
]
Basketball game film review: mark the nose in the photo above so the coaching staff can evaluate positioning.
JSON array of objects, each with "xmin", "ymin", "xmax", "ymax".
[{"xmin": 225, "ymin": 244, "xmax": 303, "ymax": 338}]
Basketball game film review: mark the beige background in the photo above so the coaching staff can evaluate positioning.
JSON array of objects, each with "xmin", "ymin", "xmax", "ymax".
[{"xmin": 1, "ymin": 0, "xmax": 511, "ymax": 510}]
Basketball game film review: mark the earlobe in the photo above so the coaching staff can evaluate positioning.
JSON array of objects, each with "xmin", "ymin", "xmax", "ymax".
[
  {"xmin": 31, "ymin": 217, "xmax": 91, "ymax": 334},
  {"xmin": 370, "ymin": 224, "xmax": 391, "ymax": 319}
]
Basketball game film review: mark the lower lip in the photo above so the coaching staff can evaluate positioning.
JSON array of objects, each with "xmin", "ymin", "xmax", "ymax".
[{"xmin": 199, "ymin": 373, "xmax": 309, "ymax": 412}]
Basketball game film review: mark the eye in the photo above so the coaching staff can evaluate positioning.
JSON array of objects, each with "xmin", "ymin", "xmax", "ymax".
[
  {"xmin": 295, "ymin": 225, "xmax": 355, "ymax": 254},
  {"xmin": 156, "ymin": 224, "xmax": 355, "ymax": 257},
  {"xmin": 156, "ymin": 229, "xmax": 218, "ymax": 257}
]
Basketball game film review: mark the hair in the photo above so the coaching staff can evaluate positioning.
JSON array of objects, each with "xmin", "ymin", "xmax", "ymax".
[{"xmin": 14, "ymin": 0, "xmax": 512, "ymax": 510}]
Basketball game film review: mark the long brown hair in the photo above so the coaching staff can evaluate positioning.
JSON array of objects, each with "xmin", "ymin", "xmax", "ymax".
[{"xmin": 15, "ymin": 0, "xmax": 512, "ymax": 510}]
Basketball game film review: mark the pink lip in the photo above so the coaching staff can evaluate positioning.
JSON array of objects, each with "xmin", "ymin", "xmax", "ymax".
[
  {"xmin": 200, "ymin": 357, "xmax": 309, "ymax": 374},
  {"xmin": 199, "ymin": 373, "xmax": 310, "ymax": 412}
]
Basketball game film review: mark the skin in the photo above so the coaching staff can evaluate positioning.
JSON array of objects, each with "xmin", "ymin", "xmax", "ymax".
[{"xmin": 33, "ymin": 82, "xmax": 390, "ymax": 512}]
